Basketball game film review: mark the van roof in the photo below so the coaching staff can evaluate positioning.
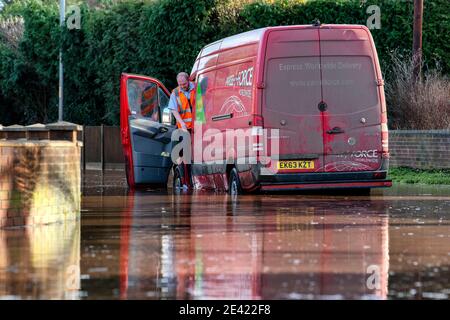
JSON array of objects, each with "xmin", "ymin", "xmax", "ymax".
[{"xmin": 199, "ymin": 24, "xmax": 369, "ymax": 58}]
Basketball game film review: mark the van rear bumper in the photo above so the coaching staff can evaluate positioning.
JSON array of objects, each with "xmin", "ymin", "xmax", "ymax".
[
  {"xmin": 260, "ymin": 179, "xmax": 392, "ymax": 191},
  {"xmin": 247, "ymin": 158, "xmax": 392, "ymax": 191},
  {"xmin": 255, "ymin": 170, "xmax": 392, "ymax": 191}
]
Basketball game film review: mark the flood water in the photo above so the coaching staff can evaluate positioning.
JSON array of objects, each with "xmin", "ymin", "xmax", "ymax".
[{"xmin": 1, "ymin": 170, "xmax": 449, "ymax": 300}]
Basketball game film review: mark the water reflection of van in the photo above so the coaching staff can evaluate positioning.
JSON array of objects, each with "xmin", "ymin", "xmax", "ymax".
[
  {"xmin": 120, "ymin": 24, "xmax": 392, "ymax": 194},
  {"xmin": 114, "ymin": 193, "xmax": 390, "ymax": 299}
]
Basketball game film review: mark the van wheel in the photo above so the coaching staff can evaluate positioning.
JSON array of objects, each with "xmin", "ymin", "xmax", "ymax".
[{"xmin": 229, "ymin": 169, "xmax": 243, "ymax": 196}]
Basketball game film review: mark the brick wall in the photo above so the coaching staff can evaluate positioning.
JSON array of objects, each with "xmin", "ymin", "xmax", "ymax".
[
  {"xmin": 0, "ymin": 122, "xmax": 82, "ymax": 229},
  {"xmin": 389, "ymin": 130, "xmax": 450, "ymax": 169},
  {"xmin": 77, "ymin": 126, "xmax": 450, "ymax": 171}
]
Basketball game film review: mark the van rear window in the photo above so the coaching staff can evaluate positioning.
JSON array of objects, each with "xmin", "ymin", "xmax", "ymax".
[
  {"xmin": 265, "ymin": 56, "xmax": 322, "ymax": 115},
  {"xmin": 265, "ymin": 55, "xmax": 378, "ymax": 115},
  {"xmin": 321, "ymin": 56, "xmax": 378, "ymax": 114}
]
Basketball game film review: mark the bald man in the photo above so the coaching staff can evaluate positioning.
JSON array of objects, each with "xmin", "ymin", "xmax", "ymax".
[{"xmin": 167, "ymin": 72, "xmax": 195, "ymax": 130}]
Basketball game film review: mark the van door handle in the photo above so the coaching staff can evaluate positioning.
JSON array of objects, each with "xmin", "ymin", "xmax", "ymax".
[
  {"xmin": 212, "ymin": 113, "xmax": 233, "ymax": 121},
  {"xmin": 327, "ymin": 127, "xmax": 345, "ymax": 134}
]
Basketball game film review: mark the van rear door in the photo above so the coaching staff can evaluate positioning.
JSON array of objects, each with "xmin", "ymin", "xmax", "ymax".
[
  {"xmin": 263, "ymin": 28, "xmax": 324, "ymax": 172},
  {"xmin": 319, "ymin": 27, "xmax": 383, "ymax": 172}
]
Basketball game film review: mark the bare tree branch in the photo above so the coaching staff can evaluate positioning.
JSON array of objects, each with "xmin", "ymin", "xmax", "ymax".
[{"xmin": 0, "ymin": 16, "xmax": 24, "ymax": 52}]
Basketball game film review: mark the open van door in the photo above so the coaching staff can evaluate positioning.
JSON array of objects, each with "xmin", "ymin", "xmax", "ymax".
[{"xmin": 120, "ymin": 73, "xmax": 175, "ymax": 188}]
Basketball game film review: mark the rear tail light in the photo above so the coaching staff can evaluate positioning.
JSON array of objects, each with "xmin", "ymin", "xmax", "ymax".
[
  {"xmin": 251, "ymin": 126, "xmax": 263, "ymax": 152},
  {"xmin": 381, "ymin": 114, "xmax": 389, "ymax": 158},
  {"xmin": 252, "ymin": 114, "xmax": 264, "ymax": 127},
  {"xmin": 373, "ymin": 171, "xmax": 386, "ymax": 179},
  {"xmin": 251, "ymin": 115, "xmax": 264, "ymax": 156}
]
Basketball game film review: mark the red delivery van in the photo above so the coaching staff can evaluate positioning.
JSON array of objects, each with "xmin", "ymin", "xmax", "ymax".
[{"xmin": 120, "ymin": 24, "xmax": 392, "ymax": 194}]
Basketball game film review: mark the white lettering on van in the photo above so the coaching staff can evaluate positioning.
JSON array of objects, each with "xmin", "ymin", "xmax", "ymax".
[
  {"xmin": 279, "ymin": 63, "xmax": 303, "ymax": 71},
  {"xmin": 225, "ymin": 67, "xmax": 254, "ymax": 87},
  {"xmin": 289, "ymin": 79, "xmax": 354, "ymax": 87},
  {"xmin": 321, "ymin": 62, "xmax": 362, "ymax": 70},
  {"xmin": 239, "ymin": 89, "xmax": 252, "ymax": 98},
  {"xmin": 279, "ymin": 61, "xmax": 361, "ymax": 73},
  {"xmin": 322, "ymin": 79, "xmax": 354, "ymax": 86},
  {"xmin": 351, "ymin": 150, "xmax": 378, "ymax": 158},
  {"xmin": 225, "ymin": 76, "xmax": 234, "ymax": 86},
  {"xmin": 306, "ymin": 62, "xmax": 321, "ymax": 70},
  {"xmin": 289, "ymin": 80, "xmax": 321, "ymax": 87},
  {"xmin": 335, "ymin": 149, "xmax": 379, "ymax": 163},
  {"xmin": 279, "ymin": 62, "xmax": 318, "ymax": 71}
]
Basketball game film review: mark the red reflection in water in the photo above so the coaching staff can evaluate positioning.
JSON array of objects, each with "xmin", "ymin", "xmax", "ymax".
[
  {"xmin": 115, "ymin": 193, "xmax": 390, "ymax": 299},
  {"xmin": 119, "ymin": 190, "xmax": 134, "ymax": 300}
]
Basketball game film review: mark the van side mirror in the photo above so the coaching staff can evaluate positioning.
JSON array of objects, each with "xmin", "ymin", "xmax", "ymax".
[{"xmin": 162, "ymin": 107, "xmax": 174, "ymax": 126}]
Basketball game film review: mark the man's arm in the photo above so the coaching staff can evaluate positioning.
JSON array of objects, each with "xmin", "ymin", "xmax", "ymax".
[
  {"xmin": 167, "ymin": 92, "xmax": 187, "ymax": 129},
  {"xmin": 171, "ymin": 109, "xmax": 186, "ymax": 130}
]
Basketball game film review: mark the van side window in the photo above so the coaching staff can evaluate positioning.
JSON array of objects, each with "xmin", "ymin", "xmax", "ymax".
[
  {"xmin": 127, "ymin": 79, "xmax": 160, "ymax": 122},
  {"xmin": 158, "ymin": 87, "xmax": 169, "ymax": 110}
]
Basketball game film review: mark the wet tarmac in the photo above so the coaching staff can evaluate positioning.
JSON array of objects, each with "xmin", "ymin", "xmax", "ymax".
[{"xmin": 1, "ymin": 170, "xmax": 450, "ymax": 299}]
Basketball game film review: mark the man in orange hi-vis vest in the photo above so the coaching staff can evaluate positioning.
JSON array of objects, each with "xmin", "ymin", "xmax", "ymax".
[
  {"xmin": 168, "ymin": 72, "xmax": 195, "ymax": 189},
  {"xmin": 167, "ymin": 72, "xmax": 195, "ymax": 130}
]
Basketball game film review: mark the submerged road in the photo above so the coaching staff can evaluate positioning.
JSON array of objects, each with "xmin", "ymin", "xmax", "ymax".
[{"xmin": 1, "ymin": 170, "xmax": 449, "ymax": 299}]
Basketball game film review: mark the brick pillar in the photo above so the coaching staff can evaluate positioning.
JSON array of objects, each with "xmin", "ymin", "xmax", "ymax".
[{"xmin": 0, "ymin": 122, "xmax": 83, "ymax": 228}]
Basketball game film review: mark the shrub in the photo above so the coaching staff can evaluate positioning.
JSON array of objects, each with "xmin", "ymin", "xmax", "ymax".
[
  {"xmin": 0, "ymin": 0, "xmax": 60, "ymax": 124},
  {"xmin": 385, "ymin": 52, "xmax": 450, "ymax": 129},
  {"xmin": 0, "ymin": 0, "xmax": 449, "ymax": 126}
]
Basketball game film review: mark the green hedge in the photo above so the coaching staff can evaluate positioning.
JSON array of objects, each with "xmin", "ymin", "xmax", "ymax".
[{"xmin": 0, "ymin": 0, "xmax": 449, "ymax": 125}]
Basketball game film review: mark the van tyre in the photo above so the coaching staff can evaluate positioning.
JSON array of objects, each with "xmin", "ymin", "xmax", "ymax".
[{"xmin": 229, "ymin": 169, "xmax": 243, "ymax": 196}]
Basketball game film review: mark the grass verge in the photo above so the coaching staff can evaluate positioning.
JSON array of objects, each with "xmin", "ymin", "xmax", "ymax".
[{"xmin": 389, "ymin": 167, "xmax": 450, "ymax": 185}]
